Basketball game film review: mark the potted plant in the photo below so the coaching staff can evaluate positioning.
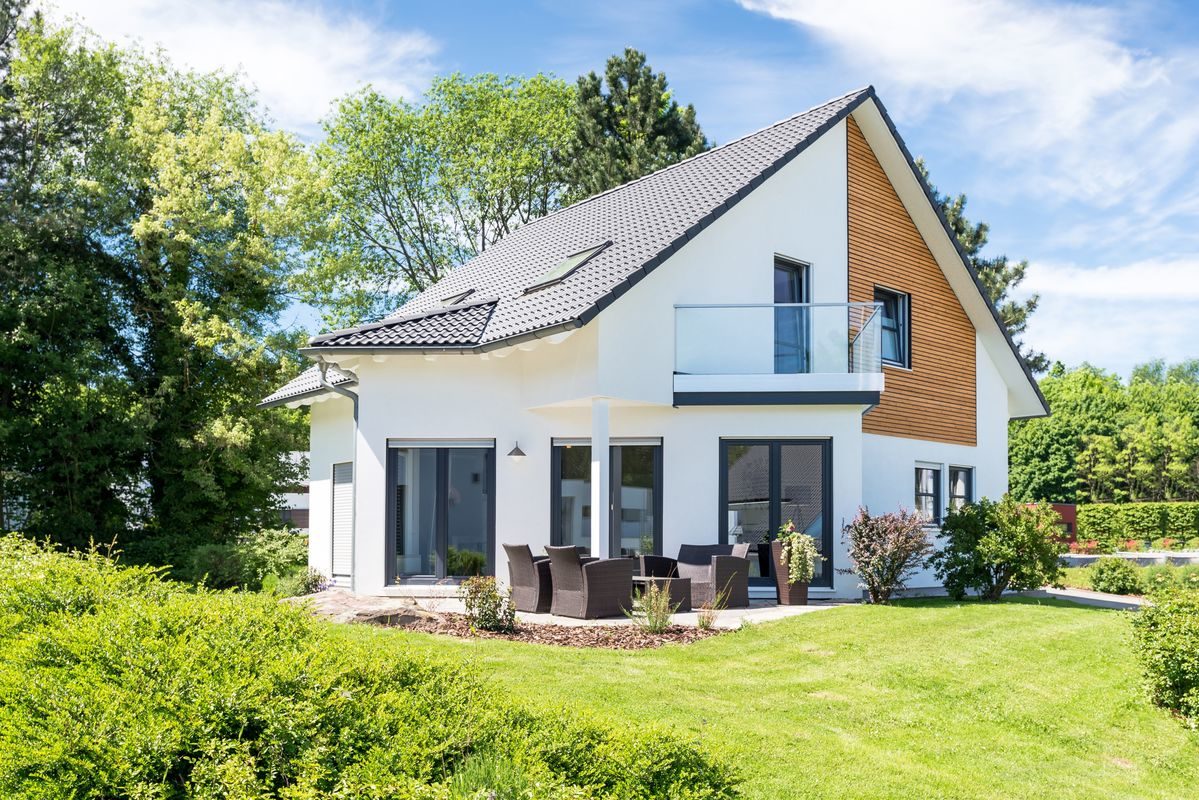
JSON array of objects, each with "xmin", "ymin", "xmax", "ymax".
[{"xmin": 771, "ymin": 520, "xmax": 822, "ymax": 605}]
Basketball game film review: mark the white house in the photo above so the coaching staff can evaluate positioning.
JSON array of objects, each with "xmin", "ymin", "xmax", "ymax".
[{"xmin": 261, "ymin": 87, "xmax": 1047, "ymax": 600}]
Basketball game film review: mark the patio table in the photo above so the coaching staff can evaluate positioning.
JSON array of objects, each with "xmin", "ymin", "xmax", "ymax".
[{"xmin": 632, "ymin": 575, "xmax": 691, "ymax": 613}]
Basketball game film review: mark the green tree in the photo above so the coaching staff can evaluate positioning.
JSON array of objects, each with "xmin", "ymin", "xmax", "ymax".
[
  {"xmin": 294, "ymin": 73, "xmax": 574, "ymax": 327},
  {"xmin": 917, "ymin": 160, "xmax": 1047, "ymax": 373},
  {"xmin": 565, "ymin": 47, "xmax": 707, "ymax": 202}
]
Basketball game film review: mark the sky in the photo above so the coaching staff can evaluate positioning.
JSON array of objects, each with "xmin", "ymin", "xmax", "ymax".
[{"xmin": 42, "ymin": 0, "xmax": 1199, "ymax": 378}]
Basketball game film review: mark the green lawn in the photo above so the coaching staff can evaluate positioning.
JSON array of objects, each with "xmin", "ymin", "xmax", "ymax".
[{"xmin": 332, "ymin": 599, "xmax": 1197, "ymax": 800}]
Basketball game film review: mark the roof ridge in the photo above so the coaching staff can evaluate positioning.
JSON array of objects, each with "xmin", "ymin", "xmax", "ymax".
[{"xmin": 513, "ymin": 85, "xmax": 875, "ymax": 232}]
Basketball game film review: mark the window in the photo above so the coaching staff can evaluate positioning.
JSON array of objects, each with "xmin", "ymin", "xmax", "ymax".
[
  {"xmin": 773, "ymin": 258, "xmax": 810, "ymax": 373},
  {"xmin": 721, "ymin": 439, "xmax": 832, "ymax": 587},
  {"xmin": 914, "ymin": 465, "xmax": 941, "ymax": 524},
  {"xmin": 874, "ymin": 287, "xmax": 910, "ymax": 367},
  {"xmin": 550, "ymin": 439, "xmax": 662, "ymax": 557},
  {"xmin": 439, "ymin": 289, "xmax": 474, "ymax": 306},
  {"xmin": 948, "ymin": 467, "xmax": 973, "ymax": 511},
  {"xmin": 524, "ymin": 242, "xmax": 610, "ymax": 292}
]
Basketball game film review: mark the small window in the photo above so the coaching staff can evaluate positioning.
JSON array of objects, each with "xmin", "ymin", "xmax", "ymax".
[
  {"xmin": 948, "ymin": 467, "xmax": 973, "ymax": 511},
  {"xmin": 915, "ymin": 466, "xmax": 941, "ymax": 524},
  {"xmin": 524, "ymin": 242, "xmax": 610, "ymax": 293},
  {"xmin": 440, "ymin": 289, "xmax": 474, "ymax": 306},
  {"xmin": 874, "ymin": 287, "xmax": 910, "ymax": 368}
]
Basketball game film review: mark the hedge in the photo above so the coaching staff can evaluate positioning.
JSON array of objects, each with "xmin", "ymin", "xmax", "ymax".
[{"xmin": 1077, "ymin": 503, "xmax": 1199, "ymax": 551}]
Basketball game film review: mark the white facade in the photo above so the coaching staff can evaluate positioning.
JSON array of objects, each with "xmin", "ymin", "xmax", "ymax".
[{"xmin": 288, "ymin": 111, "xmax": 1042, "ymax": 600}]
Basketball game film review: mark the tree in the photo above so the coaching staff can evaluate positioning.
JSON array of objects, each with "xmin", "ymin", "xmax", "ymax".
[
  {"xmin": 293, "ymin": 73, "xmax": 574, "ymax": 328},
  {"xmin": 565, "ymin": 48, "xmax": 707, "ymax": 202},
  {"xmin": 917, "ymin": 160, "xmax": 1047, "ymax": 373},
  {"xmin": 0, "ymin": 15, "xmax": 307, "ymax": 553}
]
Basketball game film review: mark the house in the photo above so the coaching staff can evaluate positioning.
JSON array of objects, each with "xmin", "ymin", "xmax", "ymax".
[{"xmin": 261, "ymin": 86, "xmax": 1048, "ymax": 599}]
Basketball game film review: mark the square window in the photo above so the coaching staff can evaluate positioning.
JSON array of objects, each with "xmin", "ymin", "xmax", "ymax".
[{"xmin": 874, "ymin": 287, "xmax": 910, "ymax": 368}]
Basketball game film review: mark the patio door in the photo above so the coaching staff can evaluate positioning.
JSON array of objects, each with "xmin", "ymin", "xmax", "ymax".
[
  {"xmin": 720, "ymin": 439, "xmax": 832, "ymax": 587},
  {"xmin": 550, "ymin": 439, "xmax": 663, "ymax": 557},
  {"xmin": 387, "ymin": 441, "xmax": 494, "ymax": 582}
]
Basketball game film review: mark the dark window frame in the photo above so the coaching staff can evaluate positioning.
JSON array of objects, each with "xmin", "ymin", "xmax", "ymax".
[
  {"xmin": 948, "ymin": 466, "xmax": 974, "ymax": 511},
  {"xmin": 550, "ymin": 440, "xmax": 663, "ymax": 557},
  {"xmin": 718, "ymin": 438, "xmax": 834, "ymax": 588},
  {"xmin": 914, "ymin": 465, "xmax": 942, "ymax": 525},
  {"xmin": 874, "ymin": 285, "xmax": 911, "ymax": 368}
]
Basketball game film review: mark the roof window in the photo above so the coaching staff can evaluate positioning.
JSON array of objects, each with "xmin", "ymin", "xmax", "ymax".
[
  {"xmin": 439, "ymin": 289, "xmax": 475, "ymax": 306},
  {"xmin": 524, "ymin": 242, "xmax": 611, "ymax": 293}
]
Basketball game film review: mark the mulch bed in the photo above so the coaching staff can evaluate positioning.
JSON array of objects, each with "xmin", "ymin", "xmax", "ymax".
[{"xmin": 401, "ymin": 613, "xmax": 725, "ymax": 649}]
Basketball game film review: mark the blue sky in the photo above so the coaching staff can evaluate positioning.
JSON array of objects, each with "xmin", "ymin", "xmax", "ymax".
[{"xmin": 48, "ymin": 0, "xmax": 1199, "ymax": 377}]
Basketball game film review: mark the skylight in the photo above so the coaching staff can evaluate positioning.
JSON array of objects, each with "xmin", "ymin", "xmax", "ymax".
[
  {"xmin": 524, "ymin": 242, "xmax": 611, "ymax": 293},
  {"xmin": 439, "ymin": 289, "xmax": 475, "ymax": 306}
]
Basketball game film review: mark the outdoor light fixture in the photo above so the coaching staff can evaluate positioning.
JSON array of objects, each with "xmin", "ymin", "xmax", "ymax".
[{"xmin": 507, "ymin": 442, "xmax": 526, "ymax": 461}]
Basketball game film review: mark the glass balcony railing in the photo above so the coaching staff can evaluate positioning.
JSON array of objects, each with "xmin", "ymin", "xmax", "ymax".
[{"xmin": 674, "ymin": 302, "xmax": 883, "ymax": 377}]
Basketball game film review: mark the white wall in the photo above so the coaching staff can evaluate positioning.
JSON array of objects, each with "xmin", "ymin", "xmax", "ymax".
[{"xmin": 307, "ymin": 396, "xmax": 354, "ymax": 579}]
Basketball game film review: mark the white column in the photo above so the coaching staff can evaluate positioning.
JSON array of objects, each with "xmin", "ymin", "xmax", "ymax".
[{"xmin": 590, "ymin": 397, "xmax": 611, "ymax": 558}]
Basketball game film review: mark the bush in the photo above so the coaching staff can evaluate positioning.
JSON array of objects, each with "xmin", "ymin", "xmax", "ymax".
[
  {"xmin": 1089, "ymin": 557, "xmax": 1143, "ymax": 595},
  {"xmin": 460, "ymin": 575, "xmax": 517, "ymax": 633},
  {"xmin": 1142, "ymin": 564, "xmax": 1179, "ymax": 594},
  {"xmin": 1129, "ymin": 588, "xmax": 1199, "ymax": 728},
  {"xmin": 930, "ymin": 496, "xmax": 1063, "ymax": 601},
  {"xmin": 182, "ymin": 528, "xmax": 307, "ymax": 590},
  {"xmin": 0, "ymin": 535, "xmax": 738, "ymax": 798},
  {"xmin": 1078, "ymin": 503, "xmax": 1199, "ymax": 551},
  {"xmin": 840, "ymin": 507, "xmax": 934, "ymax": 604},
  {"xmin": 270, "ymin": 567, "xmax": 330, "ymax": 597}
]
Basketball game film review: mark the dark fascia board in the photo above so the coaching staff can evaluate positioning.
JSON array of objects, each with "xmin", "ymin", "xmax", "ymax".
[
  {"xmin": 674, "ymin": 391, "xmax": 882, "ymax": 407},
  {"xmin": 861, "ymin": 96, "xmax": 1050, "ymax": 418},
  {"xmin": 307, "ymin": 297, "xmax": 499, "ymax": 347}
]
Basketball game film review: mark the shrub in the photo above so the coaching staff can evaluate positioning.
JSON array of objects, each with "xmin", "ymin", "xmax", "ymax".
[
  {"xmin": 930, "ymin": 496, "xmax": 1063, "ymax": 601},
  {"xmin": 839, "ymin": 507, "xmax": 933, "ymax": 604},
  {"xmin": 0, "ymin": 536, "xmax": 738, "ymax": 798},
  {"xmin": 1123, "ymin": 539, "xmax": 1144, "ymax": 552},
  {"xmin": 1077, "ymin": 502, "xmax": 1199, "ymax": 551},
  {"xmin": 626, "ymin": 581, "xmax": 678, "ymax": 633},
  {"xmin": 1068, "ymin": 539, "xmax": 1101, "ymax": 555},
  {"xmin": 460, "ymin": 575, "xmax": 517, "ymax": 633},
  {"xmin": 1089, "ymin": 557, "xmax": 1143, "ymax": 595},
  {"xmin": 1179, "ymin": 565, "xmax": 1199, "ymax": 591},
  {"xmin": 1129, "ymin": 589, "xmax": 1199, "ymax": 728},
  {"xmin": 1142, "ymin": 564, "xmax": 1179, "ymax": 595},
  {"xmin": 1188, "ymin": 537, "xmax": 1199, "ymax": 551},
  {"xmin": 272, "ymin": 567, "xmax": 330, "ymax": 597},
  {"xmin": 182, "ymin": 528, "xmax": 307, "ymax": 590}
]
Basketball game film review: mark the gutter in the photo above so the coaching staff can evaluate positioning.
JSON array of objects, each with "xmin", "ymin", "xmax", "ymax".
[{"xmin": 316, "ymin": 358, "xmax": 359, "ymax": 594}]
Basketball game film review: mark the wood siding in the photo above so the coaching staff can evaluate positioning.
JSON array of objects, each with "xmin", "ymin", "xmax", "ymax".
[{"xmin": 847, "ymin": 116, "xmax": 977, "ymax": 446}]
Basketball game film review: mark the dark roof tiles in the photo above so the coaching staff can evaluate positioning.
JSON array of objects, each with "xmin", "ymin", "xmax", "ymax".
[{"xmin": 259, "ymin": 364, "xmax": 357, "ymax": 408}]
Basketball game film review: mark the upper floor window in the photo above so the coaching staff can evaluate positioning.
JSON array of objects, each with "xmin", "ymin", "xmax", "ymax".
[
  {"xmin": 524, "ymin": 241, "xmax": 610, "ymax": 293},
  {"xmin": 874, "ymin": 286, "xmax": 910, "ymax": 368},
  {"xmin": 948, "ymin": 466, "xmax": 973, "ymax": 511},
  {"xmin": 915, "ymin": 465, "xmax": 941, "ymax": 524}
]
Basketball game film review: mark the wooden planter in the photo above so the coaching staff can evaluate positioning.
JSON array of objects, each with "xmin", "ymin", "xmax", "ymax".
[{"xmin": 771, "ymin": 540, "xmax": 810, "ymax": 605}]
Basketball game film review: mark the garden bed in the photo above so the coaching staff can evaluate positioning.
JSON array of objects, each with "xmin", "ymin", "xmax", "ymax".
[{"xmin": 403, "ymin": 613, "xmax": 726, "ymax": 649}]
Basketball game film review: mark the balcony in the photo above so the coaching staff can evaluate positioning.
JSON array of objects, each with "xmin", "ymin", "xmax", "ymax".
[{"xmin": 673, "ymin": 302, "xmax": 885, "ymax": 405}]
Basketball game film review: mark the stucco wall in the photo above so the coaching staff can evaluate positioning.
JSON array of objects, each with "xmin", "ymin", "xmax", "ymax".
[{"xmin": 307, "ymin": 396, "xmax": 355, "ymax": 579}]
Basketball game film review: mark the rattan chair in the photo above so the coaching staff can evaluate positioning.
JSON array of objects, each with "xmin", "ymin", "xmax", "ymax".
[
  {"xmin": 545, "ymin": 545, "xmax": 634, "ymax": 619},
  {"xmin": 641, "ymin": 543, "xmax": 751, "ymax": 608},
  {"xmin": 502, "ymin": 543, "xmax": 552, "ymax": 613}
]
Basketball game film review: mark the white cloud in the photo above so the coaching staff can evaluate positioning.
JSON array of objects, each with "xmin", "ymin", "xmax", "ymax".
[
  {"xmin": 738, "ymin": 0, "xmax": 1199, "ymax": 216},
  {"xmin": 1018, "ymin": 258, "xmax": 1199, "ymax": 374},
  {"xmin": 42, "ymin": 0, "xmax": 439, "ymax": 135}
]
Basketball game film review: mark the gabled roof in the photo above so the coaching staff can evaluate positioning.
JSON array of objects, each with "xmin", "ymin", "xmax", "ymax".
[
  {"xmin": 259, "ymin": 364, "xmax": 356, "ymax": 408},
  {"xmin": 312, "ymin": 299, "xmax": 497, "ymax": 349},
  {"xmin": 306, "ymin": 86, "xmax": 874, "ymax": 353}
]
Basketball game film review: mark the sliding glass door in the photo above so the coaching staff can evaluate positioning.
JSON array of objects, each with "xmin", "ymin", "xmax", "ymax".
[
  {"xmin": 550, "ymin": 440, "xmax": 663, "ymax": 557},
  {"xmin": 388, "ymin": 442, "xmax": 494, "ymax": 582},
  {"xmin": 720, "ymin": 439, "xmax": 831, "ymax": 587}
]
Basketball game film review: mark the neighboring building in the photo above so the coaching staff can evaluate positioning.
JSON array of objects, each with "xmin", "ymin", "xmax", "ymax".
[
  {"xmin": 279, "ymin": 452, "xmax": 311, "ymax": 533},
  {"xmin": 261, "ymin": 87, "xmax": 1047, "ymax": 598}
]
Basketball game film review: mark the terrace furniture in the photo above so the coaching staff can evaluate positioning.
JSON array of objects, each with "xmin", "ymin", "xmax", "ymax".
[
  {"xmin": 502, "ymin": 543, "xmax": 552, "ymax": 613},
  {"xmin": 640, "ymin": 543, "xmax": 751, "ymax": 608},
  {"xmin": 545, "ymin": 545, "xmax": 634, "ymax": 619},
  {"xmin": 632, "ymin": 574, "xmax": 692, "ymax": 613}
]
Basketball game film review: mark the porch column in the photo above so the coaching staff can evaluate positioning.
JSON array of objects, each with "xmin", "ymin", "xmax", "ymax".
[{"xmin": 590, "ymin": 397, "xmax": 611, "ymax": 558}]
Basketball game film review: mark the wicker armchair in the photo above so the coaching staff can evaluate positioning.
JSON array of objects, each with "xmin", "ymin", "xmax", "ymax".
[
  {"xmin": 502, "ymin": 543, "xmax": 552, "ymax": 613},
  {"xmin": 545, "ymin": 546, "xmax": 634, "ymax": 619},
  {"xmin": 641, "ymin": 544, "xmax": 751, "ymax": 608}
]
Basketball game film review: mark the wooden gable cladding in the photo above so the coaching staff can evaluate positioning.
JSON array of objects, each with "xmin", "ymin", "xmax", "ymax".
[{"xmin": 846, "ymin": 115, "xmax": 977, "ymax": 446}]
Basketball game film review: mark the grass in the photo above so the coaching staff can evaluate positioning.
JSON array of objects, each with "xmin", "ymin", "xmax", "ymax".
[{"xmin": 332, "ymin": 598, "xmax": 1198, "ymax": 799}]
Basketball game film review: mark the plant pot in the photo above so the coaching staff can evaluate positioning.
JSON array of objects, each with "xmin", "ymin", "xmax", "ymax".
[{"xmin": 771, "ymin": 540, "xmax": 810, "ymax": 605}]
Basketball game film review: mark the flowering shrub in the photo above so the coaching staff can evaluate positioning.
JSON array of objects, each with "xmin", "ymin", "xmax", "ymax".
[
  {"xmin": 839, "ymin": 508, "xmax": 933, "ymax": 604},
  {"xmin": 776, "ymin": 520, "xmax": 822, "ymax": 585},
  {"xmin": 460, "ymin": 576, "xmax": 517, "ymax": 633},
  {"xmin": 1068, "ymin": 539, "xmax": 1101, "ymax": 555},
  {"xmin": 931, "ymin": 496, "xmax": 1063, "ymax": 601}
]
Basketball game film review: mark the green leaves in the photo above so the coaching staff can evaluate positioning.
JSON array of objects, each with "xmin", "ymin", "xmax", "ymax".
[{"xmin": 293, "ymin": 73, "xmax": 575, "ymax": 328}]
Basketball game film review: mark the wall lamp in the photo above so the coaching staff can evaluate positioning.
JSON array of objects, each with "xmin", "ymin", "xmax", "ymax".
[{"xmin": 507, "ymin": 442, "xmax": 526, "ymax": 461}]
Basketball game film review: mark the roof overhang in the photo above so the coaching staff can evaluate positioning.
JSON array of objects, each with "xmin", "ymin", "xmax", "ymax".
[{"xmin": 849, "ymin": 96, "xmax": 1049, "ymax": 419}]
